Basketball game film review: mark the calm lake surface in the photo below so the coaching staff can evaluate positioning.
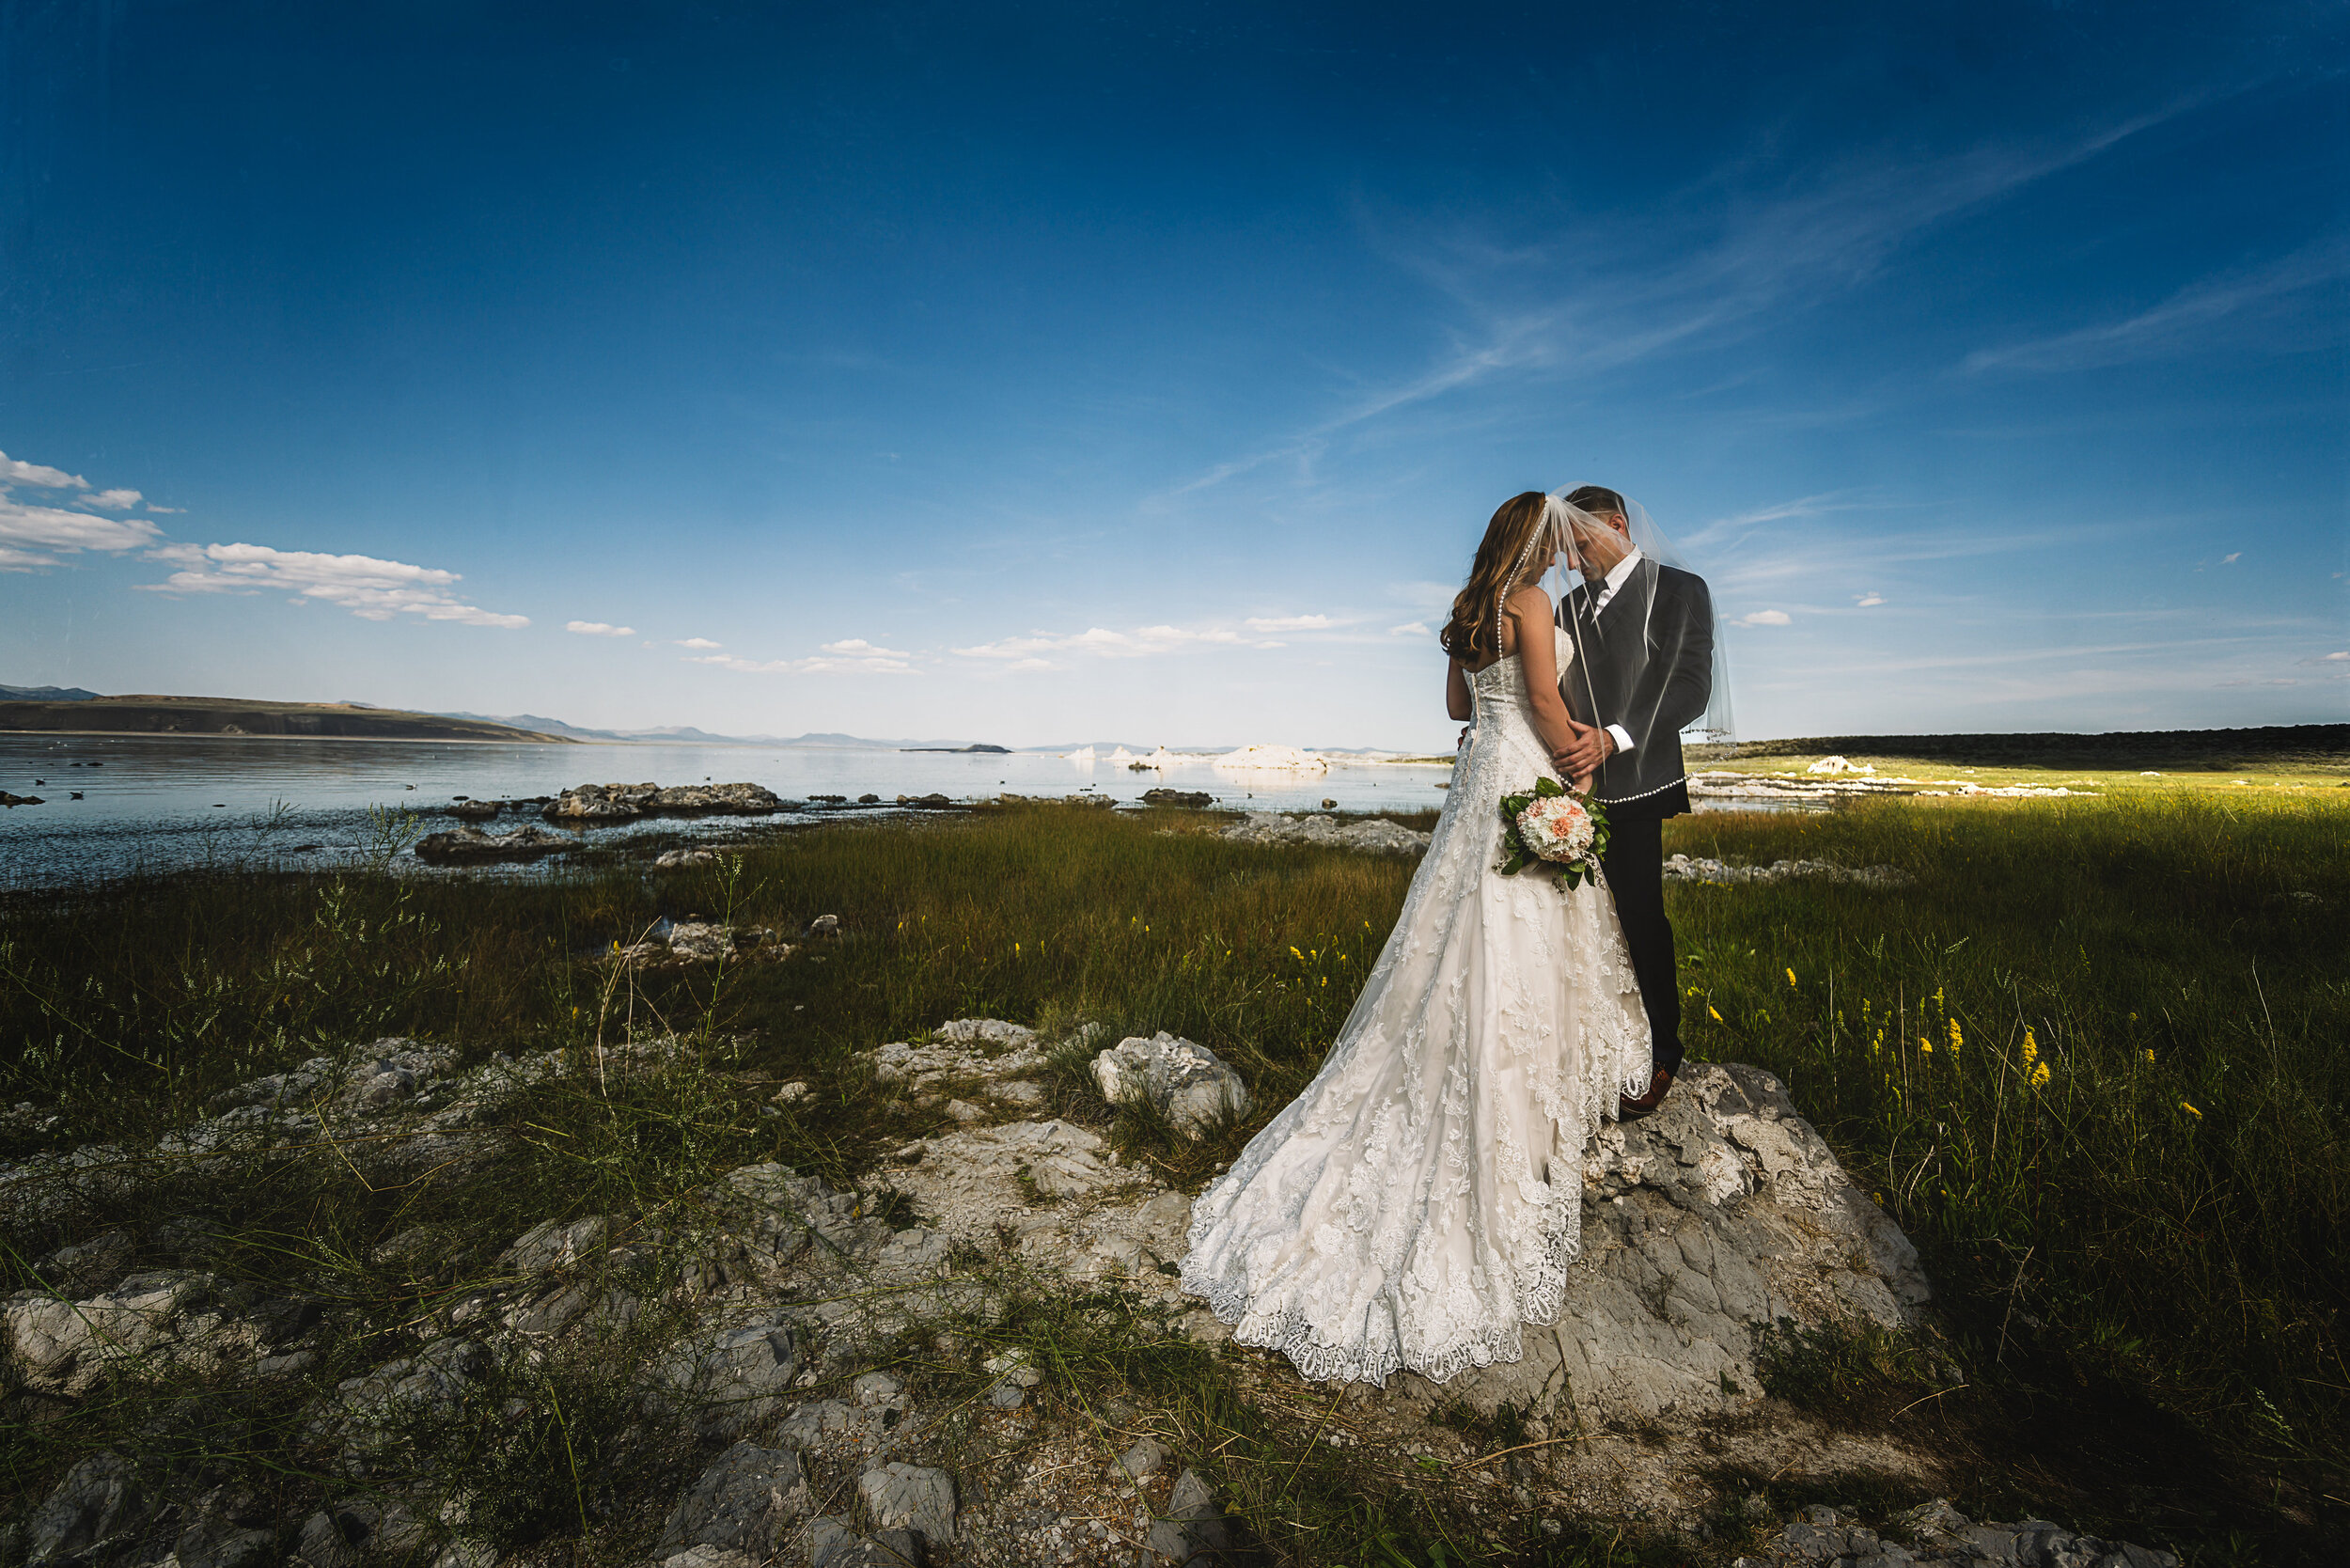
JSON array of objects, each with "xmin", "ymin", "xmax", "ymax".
[{"xmin": 0, "ymin": 734, "xmax": 1466, "ymax": 887}]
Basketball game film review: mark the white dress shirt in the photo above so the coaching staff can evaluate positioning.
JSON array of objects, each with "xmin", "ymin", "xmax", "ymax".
[{"xmin": 1587, "ymin": 548, "xmax": 1643, "ymax": 756}]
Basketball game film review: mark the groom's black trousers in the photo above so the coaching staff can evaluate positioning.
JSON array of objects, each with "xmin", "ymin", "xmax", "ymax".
[{"xmin": 1598, "ymin": 799, "xmax": 1684, "ymax": 1076}]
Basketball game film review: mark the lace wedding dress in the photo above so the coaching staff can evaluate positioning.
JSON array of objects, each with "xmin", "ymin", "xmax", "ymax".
[{"xmin": 1180, "ymin": 625, "xmax": 1653, "ymax": 1386}]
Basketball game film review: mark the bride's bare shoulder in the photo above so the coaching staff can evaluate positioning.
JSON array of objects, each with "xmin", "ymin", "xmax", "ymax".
[{"xmin": 1504, "ymin": 584, "xmax": 1552, "ymax": 619}]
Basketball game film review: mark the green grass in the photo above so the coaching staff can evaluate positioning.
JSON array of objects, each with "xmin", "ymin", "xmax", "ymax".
[{"xmin": 1, "ymin": 794, "xmax": 2343, "ymax": 1563}]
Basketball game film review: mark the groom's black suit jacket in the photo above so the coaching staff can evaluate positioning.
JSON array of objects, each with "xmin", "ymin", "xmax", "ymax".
[{"xmin": 1556, "ymin": 559, "xmax": 1715, "ymax": 823}]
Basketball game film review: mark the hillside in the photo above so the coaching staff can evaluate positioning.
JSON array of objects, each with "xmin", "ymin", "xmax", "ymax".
[{"xmin": 0, "ymin": 695, "xmax": 575, "ymax": 744}]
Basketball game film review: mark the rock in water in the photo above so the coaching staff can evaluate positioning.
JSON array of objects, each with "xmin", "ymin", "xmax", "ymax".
[
  {"xmin": 1090, "ymin": 1032, "xmax": 1251, "ymax": 1136},
  {"xmin": 648, "ymin": 782, "xmax": 786, "ymax": 815},
  {"xmin": 543, "ymin": 782, "xmax": 661, "ymax": 821},
  {"xmin": 413, "ymin": 824, "xmax": 572, "ymax": 864},
  {"xmin": 542, "ymin": 781, "xmax": 783, "ymax": 823},
  {"xmin": 1141, "ymin": 788, "xmax": 1213, "ymax": 807}
]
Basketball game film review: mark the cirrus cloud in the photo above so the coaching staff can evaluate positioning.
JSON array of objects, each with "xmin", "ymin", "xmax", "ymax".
[
  {"xmin": 674, "ymin": 636, "xmax": 723, "ymax": 650},
  {"xmin": 566, "ymin": 620, "xmax": 637, "ymax": 637},
  {"xmin": 1731, "ymin": 609, "xmax": 1793, "ymax": 627}
]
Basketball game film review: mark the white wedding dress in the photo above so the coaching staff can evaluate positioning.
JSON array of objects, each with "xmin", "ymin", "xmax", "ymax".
[{"xmin": 1180, "ymin": 624, "xmax": 1654, "ymax": 1386}]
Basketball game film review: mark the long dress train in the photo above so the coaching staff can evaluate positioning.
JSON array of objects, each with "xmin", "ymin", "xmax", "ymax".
[{"xmin": 1179, "ymin": 625, "xmax": 1654, "ymax": 1385}]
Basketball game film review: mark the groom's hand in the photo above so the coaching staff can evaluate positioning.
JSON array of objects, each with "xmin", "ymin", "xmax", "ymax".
[{"xmin": 1552, "ymin": 721, "xmax": 1615, "ymax": 778}]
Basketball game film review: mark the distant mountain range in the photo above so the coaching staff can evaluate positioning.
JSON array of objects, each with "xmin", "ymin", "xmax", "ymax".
[
  {"xmin": 0, "ymin": 684, "xmax": 102, "ymax": 702},
  {"xmin": 436, "ymin": 713, "xmax": 978, "ymax": 748}
]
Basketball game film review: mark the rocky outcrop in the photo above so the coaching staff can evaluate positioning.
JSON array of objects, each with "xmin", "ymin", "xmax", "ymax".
[
  {"xmin": 412, "ymin": 824, "xmax": 572, "ymax": 865},
  {"xmin": 541, "ymin": 782, "xmax": 786, "ymax": 823},
  {"xmin": 1089, "ymin": 1033, "xmax": 1251, "ymax": 1136},
  {"xmin": 1221, "ymin": 811, "xmax": 1431, "ymax": 856},
  {"xmin": 24, "ymin": 1452, "xmax": 150, "ymax": 1568},
  {"xmin": 1736, "ymin": 1499, "xmax": 2179, "ymax": 1568},
  {"xmin": 4, "ymin": 1270, "xmax": 296, "ymax": 1398},
  {"xmin": 0, "ymin": 1011, "xmax": 2202, "ymax": 1568},
  {"xmin": 655, "ymin": 1442, "xmax": 810, "ymax": 1563},
  {"xmin": 1139, "ymin": 789, "xmax": 1213, "ymax": 808},
  {"xmin": 1428, "ymin": 1060, "xmax": 1928, "ymax": 1426}
]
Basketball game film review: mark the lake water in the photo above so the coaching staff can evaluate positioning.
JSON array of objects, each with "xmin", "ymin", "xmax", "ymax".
[{"xmin": 0, "ymin": 734, "xmax": 1465, "ymax": 887}]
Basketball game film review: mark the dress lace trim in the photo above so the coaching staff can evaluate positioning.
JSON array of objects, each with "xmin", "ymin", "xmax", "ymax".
[{"xmin": 1180, "ymin": 627, "xmax": 1654, "ymax": 1385}]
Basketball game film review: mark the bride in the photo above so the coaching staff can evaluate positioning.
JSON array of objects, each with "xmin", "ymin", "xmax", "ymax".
[{"xmin": 1179, "ymin": 491, "xmax": 1653, "ymax": 1387}]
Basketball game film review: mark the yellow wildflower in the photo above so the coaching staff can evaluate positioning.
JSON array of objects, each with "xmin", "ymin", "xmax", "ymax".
[
  {"xmin": 2022, "ymin": 1029, "xmax": 2038, "ymax": 1065},
  {"xmin": 2144, "ymin": 1049, "xmax": 2155, "ymax": 1063},
  {"xmin": 1785, "ymin": 967, "xmax": 1797, "ymax": 988},
  {"xmin": 1919, "ymin": 1037, "xmax": 1934, "ymax": 1054},
  {"xmin": 1949, "ymin": 1019, "xmax": 1963, "ymax": 1052},
  {"xmin": 2029, "ymin": 1061, "xmax": 2049, "ymax": 1089},
  {"xmin": 1709, "ymin": 1006, "xmax": 1724, "ymax": 1023},
  {"xmin": 2181, "ymin": 1101, "xmax": 2201, "ymax": 1119}
]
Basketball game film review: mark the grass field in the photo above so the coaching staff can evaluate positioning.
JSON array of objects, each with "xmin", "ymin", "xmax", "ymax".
[{"xmin": 1, "ymin": 792, "xmax": 2342, "ymax": 1564}]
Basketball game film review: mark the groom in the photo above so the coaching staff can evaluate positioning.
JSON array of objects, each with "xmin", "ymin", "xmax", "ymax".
[{"xmin": 1548, "ymin": 486, "xmax": 1716, "ymax": 1121}]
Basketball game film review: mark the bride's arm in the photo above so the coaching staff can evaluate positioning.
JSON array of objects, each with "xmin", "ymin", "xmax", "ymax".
[
  {"xmin": 1510, "ymin": 588, "xmax": 1597, "ymax": 779},
  {"xmin": 1446, "ymin": 658, "xmax": 1471, "ymax": 722}
]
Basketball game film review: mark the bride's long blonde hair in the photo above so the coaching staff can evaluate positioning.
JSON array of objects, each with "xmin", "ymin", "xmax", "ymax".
[{"xmin": 1438, "ymin": 491, "xmax": 1555, "ymax": 666}]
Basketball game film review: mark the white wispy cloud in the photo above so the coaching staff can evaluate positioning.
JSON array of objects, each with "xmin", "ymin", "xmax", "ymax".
[
  {"xmin": 139, "ymin": 543, "xmax": 529, "ymax": 628},
  {"xmin": 0, "ymin": 498, "xmax": 164, "ymax": 569},
  {"xmin": 675, "ymin": 636, "xmax": 722, "ymax": 650},
  {"xmin": 1242, "ymin": 614, "xmax": 1339, "ymax": 633},
  {"xmin": 1171, "ymin": 110, "xmax": 2190, "ymax": 499},
  {"xmin": 1853, "ymin": 592, "xmax": 1886, "ymax": 607},
  {"xmin": 2220, "ymin": 552, "xmax": 2242, "ymax": 565},
  {"xmin": 953, "ymin": 624, "xmax": 1248, "ymax": 666},
  {"xmin": 1962, "ymin": 238, "xmax": 2350, "ymax": 375},
  {"xmin": 1731, "ymin": 609, "xmax": 1793, "ymax": 627},
  {"xmin": 1389, "ymin": 620, "xmax": 1432, "ymax": 636},
  {"xmin": 689, "ymin": 639, "xmax": 916, "ymax": 676},
  {"xmin": 0, "ymin": 451, "xmax": 87, "ymax": 490},
  {"xmin": 0, "ymin": 448, "xmax": 164, "ymax": 569},
  {"xmin": 566, "ymin": 620, "xmax": 636, "ymax": 637}
]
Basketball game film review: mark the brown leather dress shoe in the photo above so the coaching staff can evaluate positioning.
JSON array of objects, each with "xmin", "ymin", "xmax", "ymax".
[{"xmin": 1617, "ymin": 1067, "xmax": 1675, "ymax": 1122}]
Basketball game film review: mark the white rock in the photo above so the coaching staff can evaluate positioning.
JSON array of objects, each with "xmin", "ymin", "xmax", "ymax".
[
  {"xmin": 1090, "ymin": 1033, "xmax": 1251, "ymax": 1137},
  {"xmin": 1220, "ymin": 812, "xmax": 1429, "ymax": 856},
  {"xmin": 1213, "ymin": 745, "xmax": 1328, "ymax": 773}
]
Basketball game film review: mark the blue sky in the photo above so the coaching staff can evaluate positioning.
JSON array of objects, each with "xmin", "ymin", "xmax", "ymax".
[{"xmin": 3, "ymin": 1, "xmax": 2343, "ymax": 748}]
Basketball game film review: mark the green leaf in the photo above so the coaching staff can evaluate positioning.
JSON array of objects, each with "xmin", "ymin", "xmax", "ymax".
[{"xmin": 1534, "ymin": 776, "xmax": 1565, "ymax": 798}]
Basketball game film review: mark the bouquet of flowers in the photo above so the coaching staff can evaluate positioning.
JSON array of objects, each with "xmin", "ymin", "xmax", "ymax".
[{"xmin": 1497, "ymin": 776, "xmax": 1610, "ymax": 890}]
